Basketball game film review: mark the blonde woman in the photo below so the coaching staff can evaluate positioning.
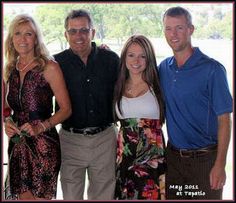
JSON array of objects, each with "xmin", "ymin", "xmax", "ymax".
[{"xmin": 4, "ymin": 14, "xmax": 71, "ymax": 200}]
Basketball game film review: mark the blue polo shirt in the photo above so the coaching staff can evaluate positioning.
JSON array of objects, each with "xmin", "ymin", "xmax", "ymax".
[{"xmin": 159, "ymin": 47, "xmax": 232, "ymax": 149}]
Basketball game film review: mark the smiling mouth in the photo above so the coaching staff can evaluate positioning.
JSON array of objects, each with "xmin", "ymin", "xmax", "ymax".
[
  {"xmin": 19, "ymin": 44, "xmax": 27, "ymax": 47},
  {"xmin": 170, "ymin": 39, "xmax": 179, "ymax": 43},
  {"xmin": 132, "ymin": 65, "xmax": 141, "ymax": 69},
  {"xmin": 75, "ymin": 41, "xmax": 83, "ymax": 44}
]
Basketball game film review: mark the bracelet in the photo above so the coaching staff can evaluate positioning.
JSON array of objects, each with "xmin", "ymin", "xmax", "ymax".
[{"xmin": 39, "ymin": 121, "xmax": 47, "ymax": 132}]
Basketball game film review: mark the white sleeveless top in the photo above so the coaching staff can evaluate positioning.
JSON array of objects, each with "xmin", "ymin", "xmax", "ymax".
[{"xmin": 115, "ymin": 89, "xmax": 160, "ymax": 119}]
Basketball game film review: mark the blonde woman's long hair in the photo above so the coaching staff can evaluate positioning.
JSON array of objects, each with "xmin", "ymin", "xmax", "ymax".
[{"xmin": 4, "ymin": 14, "xmax": 50, "ymax": 81}]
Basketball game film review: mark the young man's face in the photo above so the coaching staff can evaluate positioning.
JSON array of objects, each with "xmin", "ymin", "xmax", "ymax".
[
  {"xmin": 163, "ymin": 15, "xmax": 194, "ymax": 53},
  {"xmin": 65, "ymin": 17, "xmax": 95, "ymax": 56}
]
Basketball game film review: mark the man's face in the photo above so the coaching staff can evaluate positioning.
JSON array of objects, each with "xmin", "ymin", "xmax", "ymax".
[
  {"xmin": 163, "ymin": 15, "xmax": 194, "ymax": 53},
  {"xmin": 65, "ymin": 17, "xmax": 95, "ymax": 56}
]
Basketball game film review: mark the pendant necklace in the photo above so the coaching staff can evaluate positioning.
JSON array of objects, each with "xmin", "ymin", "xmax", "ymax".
[{"xmin": 16, "ymin": 57, "xmax": 35, "ymax": 72}]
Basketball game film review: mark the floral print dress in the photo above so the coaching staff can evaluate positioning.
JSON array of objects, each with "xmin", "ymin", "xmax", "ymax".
[
  {"xmin": 115, "ymin": 118, "xmax": 166, "ymax": 200},
  {"xmin": 5, "ymin": 67, "xmax": 61, "ymax": 199}
]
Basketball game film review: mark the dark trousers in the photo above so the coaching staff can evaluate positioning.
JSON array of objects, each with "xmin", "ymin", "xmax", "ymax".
[{"xmin": 166, "ymin": 143, "xmax": 222, "ymax": 200}]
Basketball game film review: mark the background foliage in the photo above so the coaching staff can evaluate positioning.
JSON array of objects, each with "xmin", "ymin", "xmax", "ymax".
[
  {"xmin": 3, "ymin": 3, "xmax": 232, "ymax": 51},
  {"xmin": 2, "ymin": 3, "xmax": 234, "ymax": 200}
]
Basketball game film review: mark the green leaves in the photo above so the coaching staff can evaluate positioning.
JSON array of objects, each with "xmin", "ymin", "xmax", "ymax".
[
  {"xmin": 10, "ymin": 135, "xmax": 21, "ymax": 144},
  {"xmin": 7, "ymin": 116, "xmax": 30, "ymax": 144},
  {"xmin": 11, "ymin": 130, "xmax": 31, "ymax": 144}
]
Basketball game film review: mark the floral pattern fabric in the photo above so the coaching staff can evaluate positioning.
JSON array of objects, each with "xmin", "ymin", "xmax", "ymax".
[
  {"xmin": 115, "ymin": 118, "xmax": 166, "ymax": 200},
  {"xmin": 6, "ymin": 67, "xmax": 61, "ymax": 199}
]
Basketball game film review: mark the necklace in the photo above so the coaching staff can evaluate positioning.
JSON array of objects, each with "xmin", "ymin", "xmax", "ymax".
[
  {"xmin": 126, "ymin": 81, "xmax": 148, "ymax": 97},
  {"xmin": 16, "ymin": 57, "xmax": 35, "ymax": 72}
]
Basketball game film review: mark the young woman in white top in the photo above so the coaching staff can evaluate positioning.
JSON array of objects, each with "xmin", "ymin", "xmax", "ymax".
[{"xmin": 113, "ymin": 35, "xmax": 166, "ymax": 200}]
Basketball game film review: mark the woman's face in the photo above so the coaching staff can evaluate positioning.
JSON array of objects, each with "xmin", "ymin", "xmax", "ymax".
[
  {"xmin": 12, "ymin": 22, "xmax": 36, "ymax": 57},
  {"xmin": 126, "ymin": 42, "xmax": 146, "ymax": 76}
]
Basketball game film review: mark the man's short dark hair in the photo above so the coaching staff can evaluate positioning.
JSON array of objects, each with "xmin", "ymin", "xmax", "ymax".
[
  {"xmin": 163, "ymin": 6, "xmax": 192, "ymax": 26},
  {"xmin": 64, "ymin": 9, "xmax": 93, "ymax": 29}
]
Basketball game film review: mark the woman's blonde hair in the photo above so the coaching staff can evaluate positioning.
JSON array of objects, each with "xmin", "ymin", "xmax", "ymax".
[{"xmin": 4, "ymin": 14, "xmax": 50, "ymax": 81}]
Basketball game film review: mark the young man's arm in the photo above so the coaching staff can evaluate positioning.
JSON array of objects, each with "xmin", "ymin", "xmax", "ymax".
[{"xmin": 210, "ymin": 113, "xmax": 231, "ymax": 190}]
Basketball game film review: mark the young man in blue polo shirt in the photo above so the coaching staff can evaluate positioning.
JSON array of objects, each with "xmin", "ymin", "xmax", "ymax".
[{"xmin": 159, "ymin": 6, "xmax": 232, "ymax": 199}]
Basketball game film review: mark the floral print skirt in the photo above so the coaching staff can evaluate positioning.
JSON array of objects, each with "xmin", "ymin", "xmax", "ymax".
[{"xmin": 115, "ymin": 118, "xmax": 166, "ymax": 200}]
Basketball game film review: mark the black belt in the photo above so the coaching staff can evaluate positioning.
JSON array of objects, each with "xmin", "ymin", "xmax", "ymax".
[
  {"xmin": 168, "ymin": 143, "xmax": 217, "ymax": 158},
  {"xmin": 63, "ymin": 124, "xmax": 112, "ymax": 135}
]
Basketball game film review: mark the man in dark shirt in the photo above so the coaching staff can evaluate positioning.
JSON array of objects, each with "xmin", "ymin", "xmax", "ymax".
[{"xmin": 54, "ymin": 9, "xmax": 119, "ymax": 200}]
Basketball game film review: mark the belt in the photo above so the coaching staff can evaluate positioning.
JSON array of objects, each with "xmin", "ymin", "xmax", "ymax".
[
  {"xmin": 168, "ymin": 143, "xmax": 217, "ymax": 158},
  {"xmin": 63, "ymin": 124, "xmax": 112, "ymax": 136}
]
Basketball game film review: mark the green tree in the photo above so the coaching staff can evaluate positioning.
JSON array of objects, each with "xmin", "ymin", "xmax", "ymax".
[
  {"xmin": 4, "ymin": 3, "xmax": 232, "ymax": 53},
  {"xmin": 221, "ymin": 11, "xmax": 233, "ymax": 39},
  {"xmin": 35, "ymin": 4, "xmax": 74, "ymax": 50}
]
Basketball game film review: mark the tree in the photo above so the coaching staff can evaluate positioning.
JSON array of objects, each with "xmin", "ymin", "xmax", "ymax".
[
  {"xmin": 4, "ymin": 3, "xmax": 232, "ymax": 53},
  {"xmin": 35, "ymin": 4, "xmax": 74, "ymax": 50}
]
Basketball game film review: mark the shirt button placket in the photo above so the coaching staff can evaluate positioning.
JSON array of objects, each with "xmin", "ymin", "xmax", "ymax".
[
  {"xmin": 87, "ymin": 78, "xmax": 94, "ymax": 117},
  {"xmin": 173, "ymin": 70, "xmax": 179, "ymax": 82}
]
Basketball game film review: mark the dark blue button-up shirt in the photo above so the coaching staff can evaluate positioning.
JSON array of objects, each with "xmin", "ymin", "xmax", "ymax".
[{"xmin": 54, "ymin": 42, "xmax": 120, "ymax": 129}]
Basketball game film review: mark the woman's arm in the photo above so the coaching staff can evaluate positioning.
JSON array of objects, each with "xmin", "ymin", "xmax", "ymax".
[
  {"xmin": 42, "ymin": 59, "xmax": 72, "ymax": 128},
  {"xmin": 20, "ymin": 60, "xmax": 72, "ymax": 136}
]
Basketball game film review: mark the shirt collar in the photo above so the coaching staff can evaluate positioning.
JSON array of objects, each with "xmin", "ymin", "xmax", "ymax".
[
  {"xmin": 168, "ymin": 47, "xmax": 207, "ymax": 70},
  {"xmin": 68, "ymin": 41, "xmax": 98, "ymax": 59}
]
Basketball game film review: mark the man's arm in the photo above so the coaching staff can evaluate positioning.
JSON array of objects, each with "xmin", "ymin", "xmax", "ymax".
[{"xmin": 210, "ymin": 113, "xmax": 231, "ymax": 190}]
